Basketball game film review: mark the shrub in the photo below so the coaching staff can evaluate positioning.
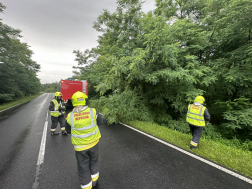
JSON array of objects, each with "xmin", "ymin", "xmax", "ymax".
[
  {"xmin": 0, "ymin": 93, "xmax": 14, "ymax": 104},
  {"xmin": 202, "ymin": 123, "xmax": 219, "ymax": 139},
  {"xmin": 90, "ymin": 90, "xmax": 153, "ymax": 124},
  {"xmin": 167, "ymin": 119, "xmax": 190, "ymax": 134},
  {"xmin": 215, "ymin": 97, "xmax": 252, "ymax": 139}
]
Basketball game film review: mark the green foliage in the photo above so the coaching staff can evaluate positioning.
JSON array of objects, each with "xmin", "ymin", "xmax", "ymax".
[
  {"xmin": 91, "ymin": 89, "xmax": 152, "ymax": 124},
  {"xmin": 0, "ymin": 93, "xmax": 14, "ymax": 103},
  {"xmin": 41, "ymin": 82, "xmax": 59, "ymax": 93},
  {"xmin": 0, "ymin": 93, "xmax": 41, "ymax": 111},
  {"xmin": 0, "ymin": 3, "xmax": 6, "ymax": 13},
  {"xmin": 72, "ymin": 0, "xmax": 252, "ymax": 140},
  {"xmin": 201, "ymin": 123, "xmax": 220, "ymax": 139},
  {"xmin": 222, "ymin": 108, "xmax": 252, "ymax": 131},
  {"xmin": 214, "ymin": 97, "xmax": 252, "ymax": 138},
  {"xmin": 215, "ymin": 97, "xmax": 252, "ymax": 111},
  {"xmin": 167, "ymin": 119, "xmax": 190, "ymax": 133},
  {"xmin": 216, "ymin": 137, "xmax": 252, "ymax": 151},
  {"xmin": 128, "ymin": 120, "xmax": 252, "ymax": 178},
  {"xmin": 155, "ymin": 113, "xmax": 172, "ymax": 125},
  {"xmin": 0, "ymin": 3, "xmax": 41, "ymax": 104}
]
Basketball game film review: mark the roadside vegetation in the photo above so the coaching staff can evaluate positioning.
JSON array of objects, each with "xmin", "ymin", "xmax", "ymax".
[
  {"xmin": 74, "ymin": 0, "xmax": 252, "ymax": 179},
  {"xmin": 127, "ymin": 120, "xmax": 252, "ymax": 178},
  {"xmin": 0, "ymin": 93, "xmax": 42, "ymax": 111},
  {"xmin": 72, "ymin": 0, "xmax": 252, "ymax": 143},
  {"xmin": 41, "ymin": 82, "xmax": 59, "ymax": 93},
  {"xmin": 0, "ymin": 3, "xmax": 41, "ymax": 105}
]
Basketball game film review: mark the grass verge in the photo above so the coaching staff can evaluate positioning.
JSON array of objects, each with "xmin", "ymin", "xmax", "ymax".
[
  {"xmin": 0, "ymin": 93, "xmax": 42, "ymax": 111},
  {"xmin": 127, "ymin": 120, "xmax": 252, "ymax": 179}
]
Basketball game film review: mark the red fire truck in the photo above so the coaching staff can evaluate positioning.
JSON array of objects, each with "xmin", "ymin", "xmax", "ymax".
[{"xmin": 59, "ymin": 79, "xmax": 88, "ymax": 102}]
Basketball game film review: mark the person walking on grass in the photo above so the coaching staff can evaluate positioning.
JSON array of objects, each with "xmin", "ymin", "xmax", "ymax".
[
  {"xmin": 186, "ymin": 96, "xmax": 210, "ymax": 150},
  {"xmin": 65, "ymin": 91, "xmax": 103, "ymax": 189}
]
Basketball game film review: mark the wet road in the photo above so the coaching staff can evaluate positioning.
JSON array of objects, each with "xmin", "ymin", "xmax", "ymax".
[
  {"xmin": 0, "ymin": 93, "xmax": 51, "ymax": 189},
  {"xmin": 0, "ymin": 93, "xmax": 252, "ymax": 189}
]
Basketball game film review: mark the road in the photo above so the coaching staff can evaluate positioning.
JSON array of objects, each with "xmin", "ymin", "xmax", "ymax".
[{"xmin": 0, "ymin": 93, "xmax": 251, "ymax": 189}]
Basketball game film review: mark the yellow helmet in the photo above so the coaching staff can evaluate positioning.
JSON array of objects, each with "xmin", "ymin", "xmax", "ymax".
[
  {"xmin": 54, "ymin": 92, "xmax": 63, "ymax": 97},
  {"xmin": 71, "ymin": 91, "xmax": 88, "ymax": 106},
  {"xmin": 194, "ymin": 96, "xmax": 205, "ymax": 104}
]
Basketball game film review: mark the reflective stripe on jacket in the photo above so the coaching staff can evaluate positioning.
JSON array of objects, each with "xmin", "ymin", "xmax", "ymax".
[
  {"xmin": 50, "ymin": 99, "xmax": 61, "ymax": 117},
  {"xmin": 67, "ymin": 107, "xmax": 101, "ymax": 149},
  {"xmin": 186, "ymin": 104, "xmax": 206, "ymax": 127}
]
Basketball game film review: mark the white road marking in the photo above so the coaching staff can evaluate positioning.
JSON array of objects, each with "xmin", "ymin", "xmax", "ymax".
[
  {"xmin": 32, "ymin": 94, "xmax": 50, "ymax": 189},
  {"xmin": 120, "ymin": 123, "xmax": 252, "ymax": 185},
  {"xmin": 37, "ymin": 111, "xmax": 48, "ymax": 165}
]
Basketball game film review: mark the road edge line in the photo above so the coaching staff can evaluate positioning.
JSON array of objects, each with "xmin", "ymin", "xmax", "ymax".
[
  {"xmin": 120, "ymin": 122, "xmax": 252, "ymax": 185},
  {"xmin": 0, "ymin": 93, "xmax": 44, "ymax": 113},
  {"xmin": 0, "ymin": 101, "xmax": 29, "ymax": 113}
]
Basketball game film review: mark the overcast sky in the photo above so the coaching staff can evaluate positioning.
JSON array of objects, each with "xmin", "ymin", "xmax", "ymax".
[{"xmin": 1, "ymin": 0, "xmax": 156, "ymax": 84}]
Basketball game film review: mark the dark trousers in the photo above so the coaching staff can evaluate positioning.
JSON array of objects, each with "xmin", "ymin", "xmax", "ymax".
[
  {"xmin": 189, "ymin": 124, "xmax": 204, "ymax": 147},
  {"xmin": 75, "ymin": 143, "xmax": 99, "ymax": 187},
  {"xmin": 50, "ymin": 115, "xmax": 65, "ymax": 129}
]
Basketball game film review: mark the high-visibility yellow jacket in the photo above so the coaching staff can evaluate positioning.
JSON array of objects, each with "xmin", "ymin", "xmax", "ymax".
[
  {"xmin": 66, "ymin": 107, "xmax": 101, "ymax": 151},
  {"xmin": 186, "ymin": 104, "xmax": 206, "ymax": 127},
  {"xmin": 50, "ymin": 99, "xmax": 62, "ymax": 117}
]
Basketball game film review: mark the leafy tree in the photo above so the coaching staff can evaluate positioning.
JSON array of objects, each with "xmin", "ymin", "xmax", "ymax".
[
  {"xmin": 41, "ymin": 82, "xmax": 59, "ymax": 93},
  {"xmin": 0, "ymin": 3, "xmax": 40, "ymax": 103},
  {"xmin": 72, "ymin": 0, "xmax": 252, "ymax": 140}
]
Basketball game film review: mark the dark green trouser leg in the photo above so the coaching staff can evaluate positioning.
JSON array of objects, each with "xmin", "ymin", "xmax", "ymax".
[
  {"xmin": 75, "ymin": 143, "xmax": 99, "ymax": 188},
  {"xmin": 189, "ymin": 124, "xmax": 203, "ymax": 149}
]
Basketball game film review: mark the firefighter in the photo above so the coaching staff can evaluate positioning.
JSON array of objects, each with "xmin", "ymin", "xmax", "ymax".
[
  {"xmin": 65, "ymin": 91, "xmax": 103, "ymax": 189},
  {"xmin": 186, "ymin": 96, "xmax": 210, "ymax": 149},
  {"xmin": 49, "ymin": 92, "xmax": 67, "ymax": 135}
]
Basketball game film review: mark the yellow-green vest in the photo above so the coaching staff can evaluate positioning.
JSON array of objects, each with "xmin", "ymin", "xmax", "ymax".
[
  {"xmin": 186, "ymin": 104, "xmax": 206, "ymax": 127},
  {"xmin": 67, "ymin": 107, "xmax": 101, "ymax": 146},
  {"xmin": 50, "ymin": 99, "xmax": 62, "ymax": 117}
]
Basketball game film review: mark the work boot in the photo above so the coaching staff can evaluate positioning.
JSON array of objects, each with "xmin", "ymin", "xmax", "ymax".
[
  {"xmin": 51, "ymin": 131, "xmax": 59, "ymax": 135},
  {"xmin": 61, "ymin": 130, "xmax": 67, "ymax": 135},
  {"xmin": 92, "ymin": 181, "xmax": 99, "ymax": 189},
  {"xmin": 190, "ymin": 145, "xmax": 197, "ymax": 150}
]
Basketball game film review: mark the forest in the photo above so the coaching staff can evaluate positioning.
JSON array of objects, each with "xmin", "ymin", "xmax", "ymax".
[
  {"xmin": 72, "ymin": 0, "xmax": 252, "ymax": 144},
  {"xmin": 0, "ymin": 3, "xmax": 41, "ymax": 104},
  {"xmin": 41, "ymin": 82, "xmax": 59, "ymax": 93}
]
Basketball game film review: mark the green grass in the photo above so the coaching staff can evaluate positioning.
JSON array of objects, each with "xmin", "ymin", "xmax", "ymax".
[
  {"xmin": 127, "ymin": 120, "xmax": 252, "ymax": 179},
  {"xmin": 0, "ymin": 93, "xmax": 42, "ymax": 111}
]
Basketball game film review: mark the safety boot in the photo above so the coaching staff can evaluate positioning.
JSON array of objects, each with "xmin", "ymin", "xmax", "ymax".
[
  {"xmin": 51, "ymin": 131, "xmax": 59, "ymax": 135},
  {"xmin": 92, "ymin": 182, "xmax": 100, "ymax": 189},
  {"xmin": 190, "ymin": 145, "xmax": 197, "ymax": 150},
  {"xmin": 62, "ymin": 130, "xmax": 68, "ymax": 135}
]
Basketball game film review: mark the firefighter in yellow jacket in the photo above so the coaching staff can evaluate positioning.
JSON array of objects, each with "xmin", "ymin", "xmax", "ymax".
[
  {"xmin": 49, "ymin": 92, "xmax": 67, "ymax": 135},
  {"xmin": 65, "ymin": 91, "xmax": 103, "ymax": 189},
  {"xmin": 186, "ymin": 96, "xmax": 210, "ymax": 150}
]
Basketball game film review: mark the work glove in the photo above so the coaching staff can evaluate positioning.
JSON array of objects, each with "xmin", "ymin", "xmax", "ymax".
[{"xmin": 59, "ymin": 107, "xmax": 66, "ymax": 111}]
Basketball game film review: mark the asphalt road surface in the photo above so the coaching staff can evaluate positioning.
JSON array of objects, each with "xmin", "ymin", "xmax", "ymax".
[{"xmin": 0, "ymin": 93, "xmax": 251, "ymax": 189}]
